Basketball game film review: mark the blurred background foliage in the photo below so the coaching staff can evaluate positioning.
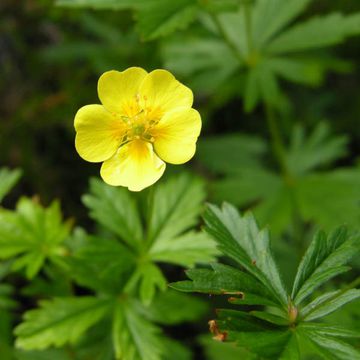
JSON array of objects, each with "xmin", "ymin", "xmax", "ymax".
[{"xmin": 1, "ymin": 0, "xmax": 360, "ymax": 358}]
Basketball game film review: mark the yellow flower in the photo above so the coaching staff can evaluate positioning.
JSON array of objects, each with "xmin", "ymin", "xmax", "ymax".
[{"xmin": 74, "ymin": 67, "xmax": 201, "ymax": 191}]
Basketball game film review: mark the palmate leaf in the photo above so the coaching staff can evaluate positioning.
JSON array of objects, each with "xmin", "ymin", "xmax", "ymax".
[
  {"xmin": 82, "ymin": 178, "xmax": 143, "ymax": 250},
  {"xmin": 174, "ymin": 203, "xmax": 360, "ymax": 358},
  {"xmin": 83, "ymin": 174, "xmax": 216, "ymax": 304},
  {"xmin": 15, "ymin": 297, "xmax": 113, "ymax": 350},
  {"xmin": 206, "ymin": 124, "xmax": 360, "ymax": 234},
  {"xmin": 146, "ymin": 173, "xmax": 205, "ymax": 243},
  {"xmin": 204, "ymin": 203, "xmax": 288, "ymax": 306},
  {"xmin": 0, "ymin": 198, "xmax": 71, "ymax": 278}
]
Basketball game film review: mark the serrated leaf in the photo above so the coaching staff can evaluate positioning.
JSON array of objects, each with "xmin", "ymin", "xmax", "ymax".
[
  {"xmin": 293, "ymin": 229, "xmax": 358, "ymax": 304},
  {"xmin": 267, "ymin": 12, "xmax": 360, "ymax": 54},
  {"xmin": 112, "ymin": 302, "xmax": 164, "ymax": 360},
  {"xmin": 216, "ymin": 309, "xmax": 275, "ymax": 332},
  {"xmin": 0, "ymin": 168, "xmax": 22, "ymax": 203},
  {"xmin": 204, "ymin": 203, "xmax": 288, "ymax": 306},
  {"xmin": 135, "ymin": 0, "xmax": 199, "ymax": 41},
  {"xmin": 0, "ymin": 198, "xmax": 70, "ymax": 278},
  {"xmin": 302, "ymin": 289, "xmax": 360, "ymax": 321},
  {"xmin": 170, "ymin": 263, "xmax": 276, "ymax": 304},
  {"xmin": 147, "ymin": 173, "xmax": 205, "ymax": 244},
  {"xmin": 15, "ymin": 297, "xmax": 112, "ymax": 350},
  {"xmin": 149, "ymin": 231, "xmax": 218, "ymax": 267},
  {"xmin": 292, "ymin": 228, "xmax": 346, "ymax": 299},
  {"xmin": 303, "ymin": 331, "xmax": 360, "ymax": 360},
  {"xmin": 82, "ymin": 178, "xmax": 143, "ymax": 250}
]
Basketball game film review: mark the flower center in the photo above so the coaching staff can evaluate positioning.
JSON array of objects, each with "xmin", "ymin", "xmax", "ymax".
[{"xmin": 118, "ymin": 94, "xmax": 161, "ymax": 146}]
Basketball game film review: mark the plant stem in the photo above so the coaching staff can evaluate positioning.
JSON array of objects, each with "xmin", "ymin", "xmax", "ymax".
[{"xmin": 210, "ymin": 13, "xmax": 244, "ymax": 64}]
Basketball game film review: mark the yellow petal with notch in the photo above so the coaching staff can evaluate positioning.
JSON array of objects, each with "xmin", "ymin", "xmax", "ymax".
[
  {"xmin": 98, "ymin": 67, "xmax": 148, "ymax": 116},
  {"xmin": 139, "ymin": 69, "xmax": 193, "ymax": 117},
  {"xmin": 100, "ymin": 140, "xmax": 166, "ymax": 191},
  {"xmin": 152, "ymin": 107, "xmax": 201, "ymax": 164},
  {"xmin": 74, "ymin": 104, "xmax": 125, "ymax": 162}
]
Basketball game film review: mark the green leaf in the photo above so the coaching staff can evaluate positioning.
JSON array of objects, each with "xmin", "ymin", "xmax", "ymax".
[
  {"xmin": 82, "ymin": 178, "xmax": 143, "ymax": 250},
  {"xmin": 196, "ymin": 134, "xmax": 266, "ymax": 174},
  {"xmin": 250, "ymin": 311, "xmax": 289, "ymax": 326},
  {"xmin": 278, "ymin": 332, "xmax": 300, "ymax": 360},
  {"xmin": 0, "ymin": 168, "xmax": 22, "ymax": 203},
  {"xmin": 0, "ymin": 198, "xmax": 70, "ymax": 278},
  {"xmin": 170, "ymin": 263, "xmax": 276, "ymax": 305},
  {"xmin": 112, "ymin": 301, "xmax": 164, "ymax": 360},
  {"xmin": 297, "ymin": 167, "xmax": 360, "ymax": 230},
  {"xmin": 204, "ymin": 203, "xmax": 288, "ymax": 306},
  {"xmin": 299, "ymin": 322, "xmax": 360, "ymax": 339},
  {"xmin": 163, "ymin": 37, "xmax": 240, "ymax": 93},
  {"xmin": 302, "ymin": 289, "xmax": 360, "ymax": 321},
  {"xmin": 225, "ymin": 330, "xmax": 293, "ymax": 359},
  {"xmin": 138, "ymin": 263, "xmax": 167, "ymax": 305},
  {"xmin": 64, "ymin": 236, "xmax": 135, "ymax": 294},
  {"xmin": 285, "ymin": 123, "xmax": 348, "ymax": 176},
  {"xmin": 15, "ymin": 297, "xmax": 112, "ymax": 350},
  {"xmin": 252, "ymin": 0, "xmax": 312, "ymax": 49},
  {"xmin": 292, "ymin": 228, "xmax": 358, "ymax": 304},
  {"xmin": 147, "ymin": 173, "xmax": 205, "ymax": 244},
  {"xmin": 267, "ymin": 12, "xmax": 360, "ymax": 54},
  {"xmin": 142, "ymin": 290, "xmax": 208, "ymax": 325},
  {"xmin": 303, "ymin": 331, "xmax": 360, "ymax": 360},
  {"xmin": 135, "ymin": 0, "xmax": 199, "ymax": 41},
  {"xmin": 149, "ymin": 231, "xmax": 218, "ymax": 267}
]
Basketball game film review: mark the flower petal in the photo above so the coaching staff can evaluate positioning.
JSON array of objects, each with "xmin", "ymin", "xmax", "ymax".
[
  {"xmin": 139, "ymin": 69, "xmax": 193, "ymax": 117},
  {"xmin": 74, "ymin": 104, "xmax": 125, "ymax": 162},
  {"xmin": 98, "ymin": 67, "xmax": 148, "ymax": 115},
  {"xmin": 100, "ymin": 140, "xmax": 166, "ymax": 191},
  {"xmin": 152, "ymin": 107, "xmax": 201, "ymax": 164}
]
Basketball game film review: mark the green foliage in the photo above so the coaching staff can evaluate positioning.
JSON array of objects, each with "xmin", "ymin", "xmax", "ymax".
[
  {"xmin": 7, "ymin": 174, "xmax": 212, "ymax": 359},
  {"xmin": 0, "ymin": 198, "xmax": 71, "ymax": 278},
  {"xmin": 172, "ymin": 203, "xmax": 360, "ymax": 359},
  {"xmin": 15, "ymin": 297, "xmax": 113, "ymax": 350},
  {"xmin": 199, "ymin": 123, "xmax": 360, "ymax": 234}
]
